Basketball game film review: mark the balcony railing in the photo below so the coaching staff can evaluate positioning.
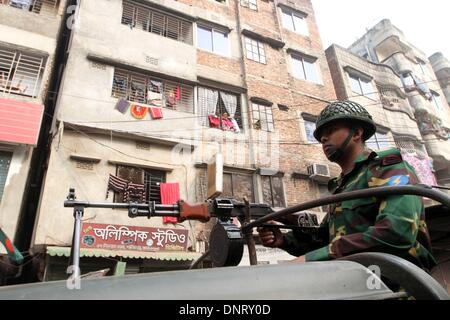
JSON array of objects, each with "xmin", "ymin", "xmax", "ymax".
[{"xmin": 0, "ymin": 0, "xmax": 59, "ymax": 17}]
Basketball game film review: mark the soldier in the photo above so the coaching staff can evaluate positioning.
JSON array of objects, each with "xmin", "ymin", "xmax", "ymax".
[{"xmin": 258, "ymin": 100, "xmax": 436, "ymax": 271}]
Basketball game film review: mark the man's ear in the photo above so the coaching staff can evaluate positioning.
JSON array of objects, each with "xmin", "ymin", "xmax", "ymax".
[{"xmin": 353, "ymin": 127, "xmax": 364, "ymax": 142}]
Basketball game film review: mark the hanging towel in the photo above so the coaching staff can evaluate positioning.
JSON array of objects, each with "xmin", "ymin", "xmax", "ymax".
[
  {"xmin": 149, "ymin": 107, "xmax": 164, "ymax": 119},
  {"xmin": 124, "ymin": 182, "xmax": 146, "ymax": 203},
  {"xmin": 115, "ymin": 98, "xmax": 130, "ymax": 114},
  {"xmin": 160, "ymin": 183, "xmax": 180, "ymax": 224},
  {"xmin": 131, "ymin": 104, "xmax": 148, "ymax": 119}
]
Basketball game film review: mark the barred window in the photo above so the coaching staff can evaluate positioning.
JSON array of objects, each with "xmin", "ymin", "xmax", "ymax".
[
  {"xmin": 304, "ymin": 120, "xmax": 316, "ymax": 143},
  {"xmin": 0, "ymin": 45, "xmax": 47, "ymax": 98},
  {"xmin": 121, "ymin": 0, "xmax": 193, "ymax": 45},
  {"xmin": 252, "ymin": 103, "xmax": 274, "ymax": 132},
  {"xmin": 112, "ymin": 68, "xmax": 194, "ymax": 113},
  {"xmin": 245, "ymin": 37, "xmax": 266, "ymax": 64},
  {"xmin": 1, "ymin": 0, "xmax": 59, "ymax": 17},
  {"xmin": 115, "ymin": 165, "xmax": 166, "ymax": 203},
  {"xmin": 241, "ymin": 0, "xmax": 257, "ymax": 11},
  {"xmin": 261, "ymin": 175, "xmax": 285, "ymax": 208}
]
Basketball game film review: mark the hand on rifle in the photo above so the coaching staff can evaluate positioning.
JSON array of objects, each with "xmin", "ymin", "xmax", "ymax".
[{"xmin": 257, "ymin": 221, "xmax": 284, "ymax": 248}]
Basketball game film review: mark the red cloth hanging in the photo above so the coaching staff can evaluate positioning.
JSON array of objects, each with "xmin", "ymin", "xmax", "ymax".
[
  {"xmin": 174, "ymin": 86, "xmax": 181, "ymax": 101},
  {"xmin": 149, "ymin": 107, "xmax": 163, "ymax": 119},
  {"xmin": 208, "ymin": 115, "xmax": 220, "ymax": 128},
  {"xmin": 160, "ymin": 183, "xmax": 180, "ymax": 224}
]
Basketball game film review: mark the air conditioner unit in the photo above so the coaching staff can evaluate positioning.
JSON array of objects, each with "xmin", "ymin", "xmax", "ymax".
[{"xmin": 307, "ymin": 163, "xmax": 330, "ymax": 182}]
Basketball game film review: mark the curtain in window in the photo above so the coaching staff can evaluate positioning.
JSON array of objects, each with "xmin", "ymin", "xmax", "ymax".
[
  {"xmin": 198, "ymin": 87, "xmax": 219, "ymax": 126},
  {"xmin": 220, "ymin": 91, "xmax": 237, "ymax": 118},
  {"xmin": 160, "ymin": 183, "xmax": 180, "ymax": 224}
]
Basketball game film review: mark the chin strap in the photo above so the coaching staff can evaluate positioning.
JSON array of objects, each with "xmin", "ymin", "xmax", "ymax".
[{"xmin": 327, "ymin": 128, "xmax": 355, "ymax": 162}]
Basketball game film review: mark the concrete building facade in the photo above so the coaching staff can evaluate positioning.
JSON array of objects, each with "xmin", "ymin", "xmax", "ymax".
[
  {"xmin": 326, "ymin": 44, "xmax": 436, "ymax": 194},
  {"xmin": 29, "ymin": 0, "xmax": 337, "ymax": 279},
  {"xmin": 349, "ymin": 19, "xmax": 450, "ymax": 186},
  {"xmin": 0, "ymin": 0, "xmax": 68, "ymax": 265}
]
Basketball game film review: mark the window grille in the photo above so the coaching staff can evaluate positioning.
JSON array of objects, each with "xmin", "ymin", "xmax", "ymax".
[
  {"xmin": 112, "ymin": 68, "xmax": 194, "ymax": 113},
  {"xmin": 122, "ymin": 0, "xmax": 193, "ymax": 45},
  {"xmin": 0, "ymin": 46, "xmax": 46, "ymax": 98}
]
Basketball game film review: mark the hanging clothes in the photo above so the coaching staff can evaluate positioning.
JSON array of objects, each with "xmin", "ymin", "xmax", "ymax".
[
  {"xmin": 160, "ymin": 183, "xmax": 180, "ymax": 224},
  {"xmin": 149, "ymin": 107, "xmax": 163, "ymax": 119},
  {"xmin": 130, "ymin": 104, "xmax": 148, "ymax": 119},
  {"xmin": 208, "ymin": 114, "xmax": 221, "ymax": 128},
  {"xmin": 115, "ymin": 98, "xmax": 130, "ymax": 114}
]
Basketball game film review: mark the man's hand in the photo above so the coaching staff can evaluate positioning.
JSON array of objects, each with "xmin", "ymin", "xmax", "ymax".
[
  {"xmin": 288, "ymin": 255, "xmax": 306, "ymax": 264},
  {"xmin": 257, "ymin": 221, "xmax": 284, "ymax": 248}
]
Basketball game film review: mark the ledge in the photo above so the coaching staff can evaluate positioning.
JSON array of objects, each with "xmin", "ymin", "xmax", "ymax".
[
  {"xmin": 108, "ymin": 160, "xmax": 174, "ymax": 172},
  {"xmin": 70, "ymin": 154, "xmax": 102, "ymax": 163},
  {"xmin": 241, "ymin": 29, "xmax": 285, "ymax": 49}
]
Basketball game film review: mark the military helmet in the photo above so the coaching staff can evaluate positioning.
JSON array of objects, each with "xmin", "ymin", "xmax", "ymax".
[{"xmin": 313, "ymin": 100, "xmax": 376, "ymax": 142}]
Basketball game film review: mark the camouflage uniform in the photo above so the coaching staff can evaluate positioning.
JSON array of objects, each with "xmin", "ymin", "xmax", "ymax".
[{"xmin": 281, "ymin": 148, "xmax": 437, "ymax": 271}]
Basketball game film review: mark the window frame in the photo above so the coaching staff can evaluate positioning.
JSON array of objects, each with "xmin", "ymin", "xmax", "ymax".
[
  {"xmin": 111, "ymin": 68, "xmax": 195, "ymax": 113},
  {"xmin": 0, "ymin": 45, "xmax": 47, "ymax": 98},
  {"xmin": 432, "ymin": 91, "xmax": 443, "ymax": 111},
  {"xmin": 291, "ymin": 54, "xmax": 321, "ymax": 84},
  {"xmin": 347, "ymin": 73, "xmax": 374, "ymax": 98},
  {"xmin": 261, "ymin": 175, "xmax": 286, "ymax": 208},
  {"xmin": 196, "ymin": 25, "xmax": 230, "ymax": 57},
  {"xmin": 114, "ymin": 165, "xmax": 167, "ymax": 204},
  {"xmin": 303, "ymin": 119, "xmax": 317, "ymax": 144},
  {"xmin": 241, "ymin": 0, "xmax": 257, "ymax": 11},
  {"xmin": 280, "ymin": 7, "xmax": 309, "ymax": 36},
  {"xmin": 244, "ymin": 37, "xmax": 266, "ymax": 64},
  {"xmin": 366, "ymin": 132, "xmax": 390, "ymax": 150},
  {"xmin": 251, "ymin": 102, "xmax": 274, "ymax": 132},
  {"xmin": 222, "ymin": 171, "xmax": 255, "ymax": 202}
]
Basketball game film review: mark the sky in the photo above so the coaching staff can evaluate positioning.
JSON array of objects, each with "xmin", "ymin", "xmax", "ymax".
[{"xmin": 311, "ymin": 0, "xmax": 450, "ymax": 59}]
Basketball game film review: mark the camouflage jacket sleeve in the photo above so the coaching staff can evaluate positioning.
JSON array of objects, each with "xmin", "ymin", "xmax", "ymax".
[{"xmin": 305, "ymin": 157, "xmax": 423, "ymax": 262}]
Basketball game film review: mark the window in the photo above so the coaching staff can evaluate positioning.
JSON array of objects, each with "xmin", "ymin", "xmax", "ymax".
[
  {"xmin": 304, "ymin": 120, "xmax": 316, "ymax": 143},
  {"xmin": 2, "ymin": 0, "xmax": 59, "ymax": 16},
  {"xmin": 432, "ymin": 91, "xmax": 443, "ymax": 111},
  {"xmin": 241, "ymin": 0, "xmax": 257, "ymax": 11},
  {"xmin": 112, "ymin": 68, "xmax": 194, "ymax": 113},
  {"xmin": 121, "ymin": 0, "xmax": 193, "ymax": 45},
  {"xmin": 245, "ymin": 37, "xmax": 266, "ymax": 64},
  {"xmin": 291, "ymin": 55, "xmax": 320, "ymax": 84},
  {"xmin": 417, "ymin": 59, "xmax": 427, "ymax": 74},
  {"xmin": 401, "ymin": 72, "xmax": 415, "ymax": 90},
  {"xmin": 197, "ymin": 86, "xmax": 242, "ymax": 131},
  {"xmin": 115, "ymin": 165, "xmax": 166, "ymax": 203},
  {"xmin": 348, "ymin": 74, "xmax": 374, "ymax": 98},
  {"xmin": 197, "ymin": 26, "xmax": 229, "ymax": 56},
  {"xmin": 280, "ymin": 7, "xmax": 308, "ymax": 36},
  {"xmin": 222, "ymin": 172, "xmax": 254, "ymax": 202},
  {"xmin": 366, "ymin": 132, "xmax": 389, "ymax": 150},
  {"xmin": 261, "ymin": 175, "xmax": 285, "ymax": 208},
  {"xmin": 0, "ymin": 46, "xmax": 46, "ymax": 98},
  {"xmin": 252, "ymin": 103, "xmax": 274, "ymax": 132},
  {"xmin": 0, "ymin": 151, "xmax": 12, "ymax": 203}
]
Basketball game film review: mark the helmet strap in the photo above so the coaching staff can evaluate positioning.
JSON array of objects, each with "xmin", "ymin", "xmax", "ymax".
[{"xmin": 327, "ymin": 128, "xmax": 355, "ymax": 162}]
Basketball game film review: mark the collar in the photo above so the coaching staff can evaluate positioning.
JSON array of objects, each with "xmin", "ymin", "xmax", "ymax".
[{"xmin": 328, "ymin": 149, "xmax": 377, "ymax": 193}]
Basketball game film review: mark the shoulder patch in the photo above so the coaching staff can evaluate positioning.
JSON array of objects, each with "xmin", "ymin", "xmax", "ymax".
[{"xmin": 381, "ymin": 154, "xmax": 403, "ymax": 166}]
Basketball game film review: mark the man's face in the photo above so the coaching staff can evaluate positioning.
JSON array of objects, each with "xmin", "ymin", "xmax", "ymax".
[{"xmin": 319, "ymin": 121, "xmax": 352, "ymax": 160}]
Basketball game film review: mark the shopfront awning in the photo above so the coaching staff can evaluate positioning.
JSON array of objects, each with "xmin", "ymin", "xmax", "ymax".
[
  {"xmin": 46, "ymin": 246, "xmax": 201, "ymax": 261},
  {"xmin": 0, "ymin": 98, "xmax": 44, "ymax": 146}
]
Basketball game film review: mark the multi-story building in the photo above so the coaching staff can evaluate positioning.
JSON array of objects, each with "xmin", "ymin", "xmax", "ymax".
[
  {"xmin": 29, "ymin": 0, "xmax": 337, "ymax": 279},
  {"xmin": 0, "ymin": 0, "xmax": 68, "ymax": 279},
  {"xmin": 348, "ymin": 19, "xmax": 450, "ymax": 187},
  {"xmin": 326, "ymin": 44, "xmax": 437, "ymax": 192}
]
